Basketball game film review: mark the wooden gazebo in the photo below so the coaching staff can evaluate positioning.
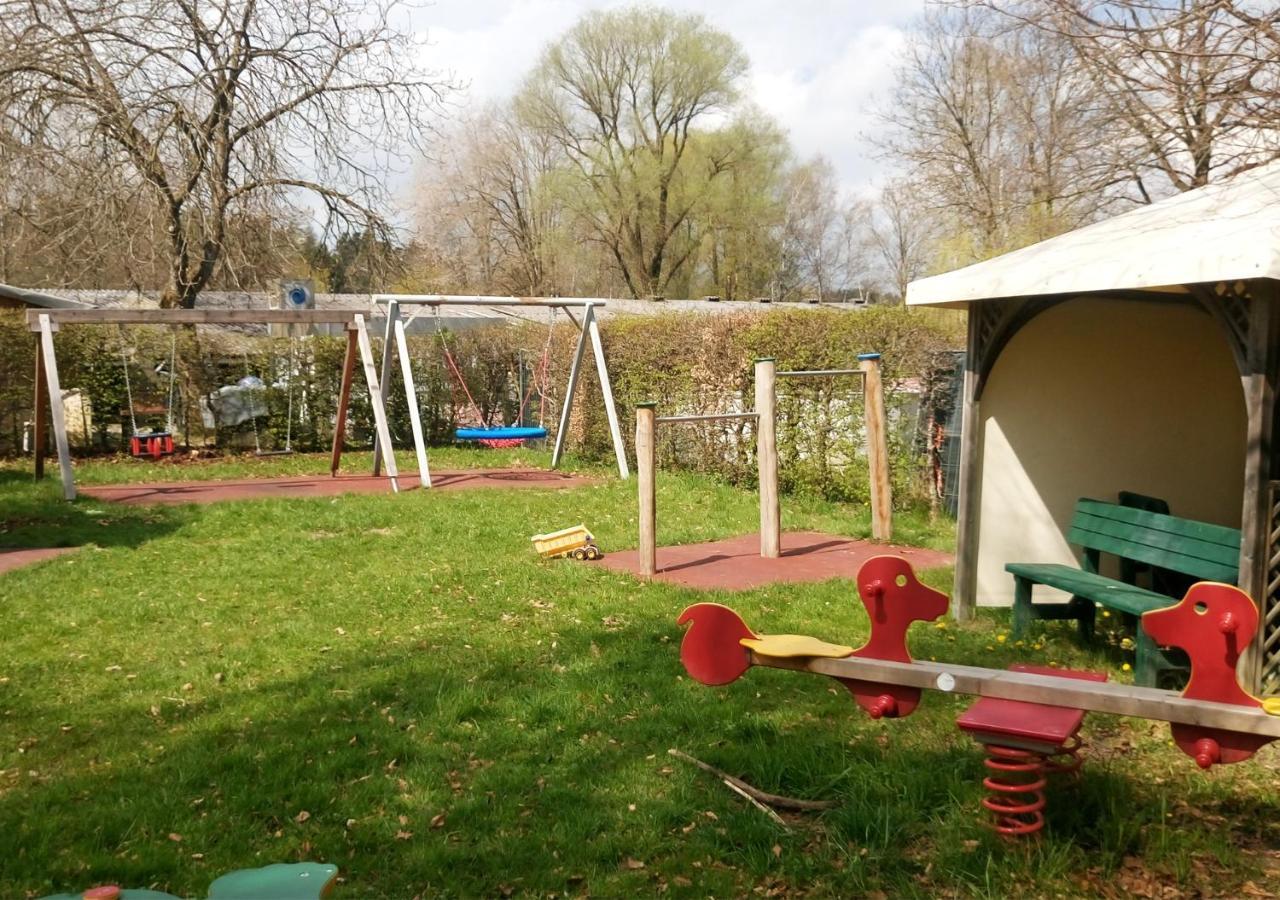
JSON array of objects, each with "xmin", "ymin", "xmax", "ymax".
[{"xmin": 907, "ymin": 161, "xmax": 1280, "ymax": 694}]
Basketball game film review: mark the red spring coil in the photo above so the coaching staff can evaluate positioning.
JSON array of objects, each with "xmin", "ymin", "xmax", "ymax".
[
  {"xmin": 1044, "ymin": 733, "xmax": 1084, "ymax": 778},
  {"xmin": 981, "ymin": 744, "xmax": 1047, "ymax": 837}
]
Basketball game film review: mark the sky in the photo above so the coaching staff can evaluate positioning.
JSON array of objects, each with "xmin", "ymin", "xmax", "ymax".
[{"xmin": 411, "ymin": 0, "xmax": 927, "ymax": 196}]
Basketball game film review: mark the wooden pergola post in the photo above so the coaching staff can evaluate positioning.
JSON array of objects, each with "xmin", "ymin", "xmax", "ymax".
[
  {"xmin": 636, "ymin": 402, "xmax": 657, "ymax": 578},
  {"xmin": 1238, "ymin": 282, "xmax": 1279, "ymax": 691},
  {"xmin": 859, "ymin": 353, "xmax": 893, "ymax": 543},
  {"xmin": 755, "ymin": 358, "xmax": 780, "ymax": 558},
  {"xmin": 951, "ymin": 318, "xmax": 983, "ymax": 623}
]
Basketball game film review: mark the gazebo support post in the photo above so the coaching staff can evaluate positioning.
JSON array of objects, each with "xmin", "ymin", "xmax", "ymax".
[
  {"xmin": 1239, "ymin": 282, "xmax": 1280, "ymax": 691},
  {"xmin": 951, "ymin": 313, "xmax": 984, "ymax": 622}
]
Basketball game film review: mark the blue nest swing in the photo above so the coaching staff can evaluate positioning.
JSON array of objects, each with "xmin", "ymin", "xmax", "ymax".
[{"xmin": 455, "ymin": 426, "xmax": 548, "ymax": 442}]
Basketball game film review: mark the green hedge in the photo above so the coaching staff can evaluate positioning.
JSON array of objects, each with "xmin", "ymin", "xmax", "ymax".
[{"xmin": 1, "ymin": 306, "xmax": 962, "ymax": 507}]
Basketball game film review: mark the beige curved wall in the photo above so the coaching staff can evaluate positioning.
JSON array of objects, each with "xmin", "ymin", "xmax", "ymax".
[{"xmin": 975, "ymin": 297, "xmax": 1245, "ymax": 606}]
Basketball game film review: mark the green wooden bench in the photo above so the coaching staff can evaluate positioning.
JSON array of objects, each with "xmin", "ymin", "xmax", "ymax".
[{"xmin": 1006, "ymin": 498, "xmax": 1242, "ymax": 686}]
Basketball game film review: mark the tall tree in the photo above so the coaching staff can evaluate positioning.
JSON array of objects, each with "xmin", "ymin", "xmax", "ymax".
[
  {"xmin": 516, "ymin": 6, "xmax": 749, "ymax": 298},
  {"xmin": 1, "ymin": 0, "xmax": 446, "ymax": 306},
  {"xmin": 878, "ymin": 8, "xmax": 1114, "ymax": 259},
  {"xmin": 965, "ymin": 0, "xmax": 1280, "ymax": 195}
]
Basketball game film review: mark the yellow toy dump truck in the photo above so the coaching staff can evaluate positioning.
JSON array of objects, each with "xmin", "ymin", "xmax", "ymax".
[{"xmin": 531, "ymin": 524, "xmax": 602, "ymax": 561}]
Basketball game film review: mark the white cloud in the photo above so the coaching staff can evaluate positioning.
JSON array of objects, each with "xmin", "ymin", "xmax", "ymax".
[{"xmin": 410, "ymin": 0, "xmax": 924, "ymax": 193}]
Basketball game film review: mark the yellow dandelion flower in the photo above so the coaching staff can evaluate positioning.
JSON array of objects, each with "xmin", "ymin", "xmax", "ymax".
[
  {"xmin": 996, "ymin": 634, "xmax": 1007, "ymax": 643},
  {"xmin": 1122, "ymin": 663, "xmax": 1132, "ymax": 672}
]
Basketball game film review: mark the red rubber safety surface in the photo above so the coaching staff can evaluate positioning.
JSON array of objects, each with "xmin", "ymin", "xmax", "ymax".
[
  {"xmin": 78, "ymin": 468, "xmax": 598, "ymax": 506},
  {"xmin": 600, "ymin": 531, "xmax": 952, "ymax": 590},
  {"xmin": 0, "ymin": 547, "xmax": 80, "ymax": 575}
]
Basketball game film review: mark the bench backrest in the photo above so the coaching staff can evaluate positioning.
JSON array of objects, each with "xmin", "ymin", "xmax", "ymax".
[{"xmin": 1068, "ymin": 498, "xmax": 1241, "ymax": 584}]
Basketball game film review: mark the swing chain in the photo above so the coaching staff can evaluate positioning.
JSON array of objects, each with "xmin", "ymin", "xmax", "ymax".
[{"xmin": 118, "ymin": 326, "xmax": 139, "ymax": 437}]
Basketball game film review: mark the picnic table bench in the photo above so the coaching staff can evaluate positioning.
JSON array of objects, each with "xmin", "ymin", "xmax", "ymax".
[{"xmin": 1006, "ymin": 497, "xmax": 1242, "ymax": 686}]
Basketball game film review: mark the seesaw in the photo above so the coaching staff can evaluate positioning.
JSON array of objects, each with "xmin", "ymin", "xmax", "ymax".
[{"xmin": 677, "ymin": 556, "xmax": 1280, "ymax": 835}]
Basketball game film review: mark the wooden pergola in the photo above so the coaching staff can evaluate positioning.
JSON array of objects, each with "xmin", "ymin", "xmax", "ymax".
[{"xmin": 907, "ymin": 160, "xmax": 1280, "ymax": 694}]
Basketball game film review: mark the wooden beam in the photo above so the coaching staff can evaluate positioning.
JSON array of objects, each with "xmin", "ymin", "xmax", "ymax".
[
  {"xmin": 859, "ymin": 353, "xmax": 893, "ymax": 542},
  {"xmin": 656, "ymin": 412, "xmax": 759, "ymax": 425},
  {"xmin": 353, "ymin": 315, "xmax": 399, "ymax": 493},
  {"xmin": 636, "ymin": 403, "xmax": 657, "ymax": 578},
  {"xmin": 586, "ymin": 305, "xmax": 630, "ymax": 478},
  {"xmin": 372, "ymin": 294, "xmax": 611, "ymax": 309},
  {"xmin": 27, "ymin": 309, "xmax": 373, "ymax": 328},
  {"xmin": 952, "ymin": 316, "xmax": 983, "ymax": 622},
  {"xmin": 33, "ymin": 334, "xmax": 46, "ymax": 480},
  {"xmin": 750, "ymin": 651, "xmax": 1280, "ymax": 738},
  {"xmin": 330, "ymin": 328, "xmax": 358, "ymax": 477},
  {"xmin": 755, "ymin": 358, "xmax": 780, "ymax": 558},
  {"xmin": 37, "ymin": 314, "xmax": 76, "ymax": 500},
  {"xmin": 371, "ymin": 302, "xmax": 397, "ymax": 477},
  {"xmin": 1239, "ymin": 282, "xmax": 1279, "ymax": 690},
  {"xmin": 551, "ymin": 310, "xmax": 591, "ymax": 470},
  {"xmin": 393, "ymin": 309, "xmax": 431, "ymax": 487}
]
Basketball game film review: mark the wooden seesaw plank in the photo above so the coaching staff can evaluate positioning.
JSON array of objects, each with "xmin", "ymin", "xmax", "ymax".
[{"xmin": 750, "ymin": 652, "xmax": 1280, "ymax": 738}]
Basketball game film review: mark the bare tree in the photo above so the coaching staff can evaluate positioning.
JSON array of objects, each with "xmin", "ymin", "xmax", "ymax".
[
  {"xmin": 964, "ymin": 0, "xmax": 1280, "ymax": 195},
  {"xmin": 878, "ymin": 8, "xmax": 1116, "ymax": 259},
  {"xmin": 1, "ymin": 0, "xmax": 447, "ymax": 306},
  {"xmin": 869, "ymin": 181, "xmax": 936, "ymax": 302},
  {"xmin": 778, "ymin": 157, "xmax": 851, "ymax": 302},
  {"xmin": 516, "ymin": 7, "xmax": 749, "ymax": 298}
]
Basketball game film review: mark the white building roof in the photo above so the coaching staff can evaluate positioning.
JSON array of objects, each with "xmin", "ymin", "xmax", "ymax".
[{"xmin": 906, "ymin": 159, "xmax": 1280, "ymax": 307}]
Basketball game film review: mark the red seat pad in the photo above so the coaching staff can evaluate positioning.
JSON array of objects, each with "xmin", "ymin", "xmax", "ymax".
[{"xmin": 957, "ymin": 665, "xmax": 1108, "ymax": 752}]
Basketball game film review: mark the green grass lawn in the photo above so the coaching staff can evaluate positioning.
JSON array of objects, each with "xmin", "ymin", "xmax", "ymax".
[{"xmin": 1, "ymin": 451, "xmax": 1277, "ymax": 898}]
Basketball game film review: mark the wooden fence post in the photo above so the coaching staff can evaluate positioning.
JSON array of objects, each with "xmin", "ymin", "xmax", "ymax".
[
  {"xmin": 636, "ymin": 402, "xmax": 657, "ymax": 578},
  {"xmin": 860, "ymin": 353, "xmax": 892, "ymax": 541},
  {"xmin": 755, "ymin": 358, "xmax": 780, "ymax": 558}
]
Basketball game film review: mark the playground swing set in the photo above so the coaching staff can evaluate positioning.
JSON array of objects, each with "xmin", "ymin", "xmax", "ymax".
[
  {"xmin": 28, "ymin": 296, "xmax": 630, "ymax": 500},
  {"xmin": 633, "ymin": 353, "xmax": 893, "ymax": 577},
  {"xmin": 117, "ymin": 326, "xmax": 179, "ymax": 460},
  {"xmin": 364, "ymin": 295, "xmax": 629, "ymax": 489}
]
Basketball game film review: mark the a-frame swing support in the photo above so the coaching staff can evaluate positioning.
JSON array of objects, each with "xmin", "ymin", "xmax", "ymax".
[
  {"xmin": 28, "ymin": 308, "xmax": 402, "ymax": 500},
  {"xmin": 370, "ymin": 295, "xmax": 630, "ymax": 484}
]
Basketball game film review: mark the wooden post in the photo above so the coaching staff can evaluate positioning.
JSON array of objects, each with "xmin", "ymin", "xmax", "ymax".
[
  {"xmin": 37, "ymin": 314, "xmax": 76, "ymax": 500},
  {"xmin": 1238, "ymin": 284, "xmax": 1278, "ymax": 690},
  {"xmin": 371, "ymin": 305, "xmax": 396, "ymax": 476},
  {"xmin": 392, "ymin": 307, "xmax": 431, "ymax": 488},
  {"xmin": 551, "ymin": 311, "xmax": 592, "ymax": 470},
  {"xmin": 353, "ymin": 314, "xmax": 399, "ymax": 493},
  {"xmin": 755, "ymin": 358, "xmax": 780, "ymax": 558},
  {"xmin": 859, "ymin": 353, "xmax": 892, "ymax": 542},
  {"xmin": 636, "ymin": 402, "xmax": 658, "ymax": 578},
  {"xmin": 33, "ymin": 334, "xmax": 46, "ymax": 480},
  {"xmin": 331, "ymin": 327, "xmax": 359, "ymax": 477},
  {"xmin": 586, "ymin": 304, "xmax": 630, "ymax": 479},
  {"xmin": 951, "ymin": 318, "xmax": 983, "ymax": 622}
]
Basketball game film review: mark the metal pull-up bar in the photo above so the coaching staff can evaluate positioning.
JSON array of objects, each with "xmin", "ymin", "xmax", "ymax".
[{"xmin": 634, "ymin": 355, "xmax": 894, "ymax": 578}]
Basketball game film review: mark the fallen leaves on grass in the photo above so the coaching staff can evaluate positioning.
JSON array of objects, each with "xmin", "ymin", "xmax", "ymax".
[{"xmin": 620, "ymin": 858, "xmax": 645, "ymax": 870}]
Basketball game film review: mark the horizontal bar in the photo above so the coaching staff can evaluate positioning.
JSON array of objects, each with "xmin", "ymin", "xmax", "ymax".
[
  {"xmin": 777, "ymin": 369, "xmax": 864, "ymax": 377},
  {"xmin": 750, "ymin": 652, "xmax": 1280, "ymax": 738},
  {"xmin": 27, "ymin": 309, "xmax": 371, "ymax": 328},
  {"xmin": 372, "ymin": 293, "xmax": 607, "ymax": 309},
  {"xmin": 656, "ymin": 412, "xmax": 759, "ymax": 425}
]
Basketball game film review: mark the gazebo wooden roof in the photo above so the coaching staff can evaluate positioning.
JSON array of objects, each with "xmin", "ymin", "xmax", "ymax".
[{"xmin": 906, "ymin": 161, "xmax": 1280, "ymax": 693}]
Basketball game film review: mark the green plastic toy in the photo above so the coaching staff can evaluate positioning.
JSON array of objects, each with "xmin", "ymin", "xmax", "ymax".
[{"xmin": 40, "ymin": 862, "xmax": 338, "ymax": 900}]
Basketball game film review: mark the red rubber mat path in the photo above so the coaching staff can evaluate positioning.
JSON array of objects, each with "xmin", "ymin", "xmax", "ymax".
[
  {"xmin": 0, "ymin": 547, "xmax": 80, "ymax": 575},
  {"xmin": 598, "ymin": 531, "xmax": 952, "ymax": 591},
  {"xmin": 79, "ymin": 468, "xmax": 596, "ymax": 506}
]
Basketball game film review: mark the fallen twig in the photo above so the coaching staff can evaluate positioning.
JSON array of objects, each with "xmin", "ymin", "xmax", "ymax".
[
  {"xmin": 723, "ymin": 778, "xmax": 790, "ymax": 829},
  {"xmin": 667, "ymin": 748, "xmax": 838, "ymax": 811}
]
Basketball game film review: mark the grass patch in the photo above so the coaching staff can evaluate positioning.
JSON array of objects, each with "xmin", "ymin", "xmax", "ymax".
[{"xmin": 0, "ymin": 453, "xmax": 1275, "ymax": 898}]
